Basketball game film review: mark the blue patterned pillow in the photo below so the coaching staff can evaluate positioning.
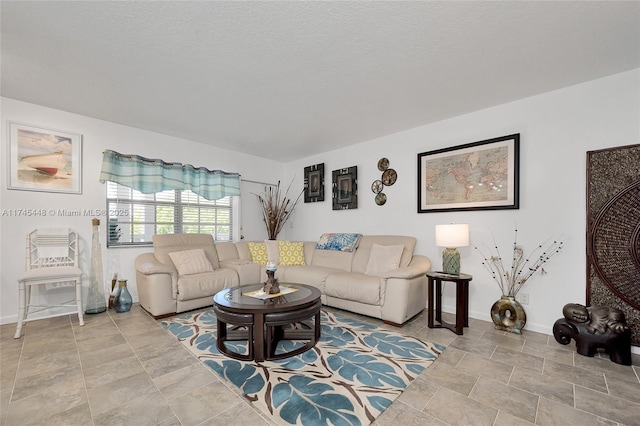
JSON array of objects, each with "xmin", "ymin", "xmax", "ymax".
[{"xmin": 315, "ymin": 233, "xmax": 362, "ymax": 252}]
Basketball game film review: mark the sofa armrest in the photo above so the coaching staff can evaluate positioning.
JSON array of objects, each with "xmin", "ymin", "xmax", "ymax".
[
  {"xmin": 135, "ymin": 252, "xmax": 178, "ymax": 317},
  {"xmin": 382, "ymin": 255, "xmax": 431, "ymax": 279},
  {"xmin": 135, "ymin": 252, "xmax": 177, "ymax": 276}
]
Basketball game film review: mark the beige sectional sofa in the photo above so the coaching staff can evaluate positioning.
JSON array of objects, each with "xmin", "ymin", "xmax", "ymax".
[{"xmin": 135, "ymin": 234, "xmax": 431, "ymax": 325}]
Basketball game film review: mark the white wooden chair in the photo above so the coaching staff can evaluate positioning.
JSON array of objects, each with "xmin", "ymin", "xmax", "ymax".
[{"xmin": 14, "ymin": 228, "xmax": 84, "ymax": 338}]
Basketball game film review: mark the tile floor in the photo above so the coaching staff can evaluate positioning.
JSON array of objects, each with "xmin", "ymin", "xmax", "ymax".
[{"xmin": 1, "ymin": 304, "xmax": 639, "ymax": 426}]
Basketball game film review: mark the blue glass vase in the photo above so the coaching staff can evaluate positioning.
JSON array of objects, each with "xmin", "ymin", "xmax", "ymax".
[{"xmin": 113, "ymin": 280, "xmax": 132, "ymax": 313}]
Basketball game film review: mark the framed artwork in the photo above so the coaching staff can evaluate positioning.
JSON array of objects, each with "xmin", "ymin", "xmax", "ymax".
[
  {"xmin": 7, "ymin": 122, "xmax": 82, "ymax": 194},
  {"xmin": 332, "ymin": 166, "xmax": 357, "ymax": 210},
  {"xmin": 417, "ymin": 134, "xmax": 519, "ymax": 213},
  {"xmin": 304, "ymin": 163, "xmax": 324, "ymax": 203}
]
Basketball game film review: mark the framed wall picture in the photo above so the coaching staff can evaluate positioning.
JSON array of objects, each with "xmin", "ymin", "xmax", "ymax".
[
  {"xmin": 332, "ymin": 166, "xmax": 357, "ymax": 210},
  {"xmin": 417, "ymin": 134, "xmax": 519, "ymax": 213},
  {"xmin": 304, "ymin": 163, "xmax": 324, "ymax": 203},
  {"xmin": 7, "ymin": 122, "xmax": 82, "ymax": 194}
]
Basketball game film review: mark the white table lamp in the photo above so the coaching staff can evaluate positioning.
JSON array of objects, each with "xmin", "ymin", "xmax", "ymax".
[{"xmin": 435, "ymin": 224, "xmax": 469, "ymax": 275}]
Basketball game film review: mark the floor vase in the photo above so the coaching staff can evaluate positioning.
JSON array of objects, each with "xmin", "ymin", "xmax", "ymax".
[
  {"xmin": 85, "ymin": 218, "xmax": 107, "ymax": 314},
  {"xmin": 491, "ymin": 296, "xmax": 526, "ymax": 334}
]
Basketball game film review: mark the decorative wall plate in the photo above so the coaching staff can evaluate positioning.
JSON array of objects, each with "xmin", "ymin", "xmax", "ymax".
[
  {"xmin": 382, "ymin": 168, "xmax": 397, "ymax": 186},
  {"xmin": 371, "ymin": 180, "xmax": 383, "ymax": 194},
  {"xmin": 375, "ymin": 193, "xmax": 387, "ymax": 206},
  {"xmin": 377, "ymin": 158, "xmax": 389, "ymax": 171}
]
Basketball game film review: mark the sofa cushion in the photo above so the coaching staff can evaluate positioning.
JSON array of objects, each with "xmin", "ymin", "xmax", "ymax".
[
  {"xmin": 325, "ymin": 272, "xmax": 381, "ymax": 305},
  {"xmin": 279, "ymin": 265, "xmax": 344, "ymax": 294},
  {"xmin": 153, "ymin": 233, "xmax": 220, "ymax": 269},
  {"xmin": 352, "ymin": 235, "xmax": 416, "ymax": 274},
  {"xmin": 168, "ymin": 249, "xmax": 214, "ymax": 276},
  {"xmin": 248, "ymin": 242, "xmax": 268, "ymax": 265},
  {"xmin": 310, "ymin": 249, "xmax": 354, "ymax": 271},
  {"xmin": 364, "ymin": 244, "xmax": 404, "ymax": 276},
  {"xmin": 176, "ymin": 268, "xmax": 238, "ymax": 301},
  {"xmin": 278, "ymin": 241, "xmax": 305, "ymax": 265},
  {"xmin": 214, "ymin": 242, "xmax": 240, "ymax": 261}
]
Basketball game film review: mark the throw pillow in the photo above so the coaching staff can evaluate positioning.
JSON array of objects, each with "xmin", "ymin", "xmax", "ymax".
[
  {"xmin": 364, "ymin": 244, "xmax": 404, "ymax": 276},
  {"xmin": 278, "ymin": 241, "xmax": 305, "ymax": 266},
  {"xmin": 168, "ymin": 248, "xmax": 214, "ymax": 276},
  {"xmin": 315, "ymin": 233, "xmax": 362, "ymax": 252},
  {"xmin": 248, "ymin": 242, "xmax": 269, "ymax": 265}
]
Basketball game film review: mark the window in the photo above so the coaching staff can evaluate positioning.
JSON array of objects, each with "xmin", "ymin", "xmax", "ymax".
[{"xmin": 106, "ymin": 181, "xmax": 237, "ymax": 247}]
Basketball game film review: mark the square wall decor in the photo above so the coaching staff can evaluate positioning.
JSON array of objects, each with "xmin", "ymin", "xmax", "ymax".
[
  {"xmin": 332, "ymin": 166, "xmax": 357, "ymax": 210},
  {"xmin": 304, "ymin": 163, "xmax": 324, "ymax": 203},
  {"xmin": 7, "ymin": 121, "xmax": 82, "ymax": 194}
]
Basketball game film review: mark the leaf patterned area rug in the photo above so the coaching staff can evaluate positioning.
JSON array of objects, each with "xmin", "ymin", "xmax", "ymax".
[{"xmin": 161, "ymin": 310, "xmax": 444, "ymax": 426}]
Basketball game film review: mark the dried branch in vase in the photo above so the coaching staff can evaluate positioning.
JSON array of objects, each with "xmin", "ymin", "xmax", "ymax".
[
  {"xmin": 475, "ymin": 228, "xmax": 567, "ymax": 297},
  {"xmin": 255, "ymin": 179, "xmax": 303, "ymax": 240}
]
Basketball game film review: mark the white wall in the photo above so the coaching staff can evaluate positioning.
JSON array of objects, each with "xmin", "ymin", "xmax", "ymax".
[
  {"xmin": 0, "ymin": 98, "xmax": 286, "ymax": 323},
  {"xmin": 2, "ymin": 69, "xmax": 638, "ymax": 336},
  {"xmin": 284, "ymin": 69, "xmax": 640, "ymax": 336}
]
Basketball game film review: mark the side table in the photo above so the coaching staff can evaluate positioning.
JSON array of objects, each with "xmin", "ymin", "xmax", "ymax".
[{"xmin": 427, "ymin": 271, "xmax": 473, "ymax": 335}]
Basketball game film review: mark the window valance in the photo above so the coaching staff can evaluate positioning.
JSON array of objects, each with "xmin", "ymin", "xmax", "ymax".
[{"xmin": 99, "ymin": 149, "xmax": 240, "ymax": 200}]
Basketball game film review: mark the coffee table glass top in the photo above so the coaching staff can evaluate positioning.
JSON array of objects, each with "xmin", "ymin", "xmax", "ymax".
[{"xmin": 214, "ymin": 283, "xmax": 318, "ymax": 310}]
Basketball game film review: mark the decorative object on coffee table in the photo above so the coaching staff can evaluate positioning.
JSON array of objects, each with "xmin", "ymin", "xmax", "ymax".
[
  {"xmin": 553, "ymin": 303, "xmax": 631, "ymax": 365},
  {"xmin": 476, "ymin": 228, "xmax": 566, "ymax": 334},
  {"xmin": 435, "ymin": 223, "xmax": 469, "ymax": 275},
  {"xmin": 263, "ymin": 261, "xmax": 280, "ymax": 294},
  {"xmin": 255, "ymin": 179, "xmax": 303, "ymax": 239}
]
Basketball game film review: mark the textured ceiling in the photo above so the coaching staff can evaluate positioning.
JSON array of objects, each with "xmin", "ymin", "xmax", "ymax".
[{"xmin": 2, "ymin": 1, "xmax": 639, "ymax": 162}]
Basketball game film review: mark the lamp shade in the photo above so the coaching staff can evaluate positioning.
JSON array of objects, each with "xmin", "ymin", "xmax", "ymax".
[{"xmin": 435, "ymin": 224, "xmax": 469, "ymax": 248}]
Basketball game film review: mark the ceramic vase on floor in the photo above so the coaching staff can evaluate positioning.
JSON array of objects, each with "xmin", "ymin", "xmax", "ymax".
[
  {"xmin": 491, "ymin": 295, "xmax": 526, "ymax": 334},
  {"xmin": 113, "ymin": 279, "xmax": 132, "ymax": 313}
]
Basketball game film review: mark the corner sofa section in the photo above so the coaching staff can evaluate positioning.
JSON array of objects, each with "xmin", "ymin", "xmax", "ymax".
[{"xmin": 136, "ymin": 234, "xmax": 431, "ymax": 325}]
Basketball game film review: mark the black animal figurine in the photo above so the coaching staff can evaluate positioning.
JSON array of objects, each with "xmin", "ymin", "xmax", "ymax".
[{"xmin": 553, "ymin": 303, "xmax": 631, "ymax": 365}]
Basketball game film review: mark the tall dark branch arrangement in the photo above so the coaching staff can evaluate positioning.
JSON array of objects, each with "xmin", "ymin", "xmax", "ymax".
[
  {"xmin": 255, "ymin": 180, "xmax": 303, "ymax": 240},
  {"xmin": 475, "ymin": 228, "xmax": 567, "ymax": 297}
]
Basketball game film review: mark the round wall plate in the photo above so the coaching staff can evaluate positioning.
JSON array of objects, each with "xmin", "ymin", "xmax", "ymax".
[
  {"xmin": 371, "ymin": 180, "xmax": 383, "ymax": 194},
  {"xmin": 377, "ymin": 158, "xmax": 389, "ymax": 171},
  {"xmin": 382, "ymin": 168, "xmax": 397, "ymax": 186},
  {"xmin": 375, "ymin": 193, "xmax": 387, "ymax": 205}
]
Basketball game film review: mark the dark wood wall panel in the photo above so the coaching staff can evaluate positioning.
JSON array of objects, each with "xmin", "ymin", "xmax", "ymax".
[{"xmin": 587, "ymin": 144, "xmax": 640, "ymax": 346}]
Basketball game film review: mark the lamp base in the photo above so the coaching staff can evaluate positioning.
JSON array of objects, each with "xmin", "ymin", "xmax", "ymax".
[{"xmin": 442, "ymin": 248, "xmax": 461, "ymax": 275}]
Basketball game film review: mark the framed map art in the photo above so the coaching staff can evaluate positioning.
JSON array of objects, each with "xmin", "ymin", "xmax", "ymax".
[{"xmin": 417, "ymin": 134, "xmax": 519, "ymax": 213}]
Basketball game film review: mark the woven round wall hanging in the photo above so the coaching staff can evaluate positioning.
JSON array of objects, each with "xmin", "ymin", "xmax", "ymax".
[{"xmin": 589, "ymin": 180, "xmax": 640, "ymax": 310}]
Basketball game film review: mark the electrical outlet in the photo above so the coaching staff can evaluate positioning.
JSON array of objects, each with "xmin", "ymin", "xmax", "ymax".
[{"xmin": 519, "ymin": 293, "xmax": 529, "ymax": 305}]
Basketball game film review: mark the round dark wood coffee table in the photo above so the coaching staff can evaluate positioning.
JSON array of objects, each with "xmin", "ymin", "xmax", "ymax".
[{"xmin": 213, "ymin": 283, "xmax": 321, "ymax": 362}]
